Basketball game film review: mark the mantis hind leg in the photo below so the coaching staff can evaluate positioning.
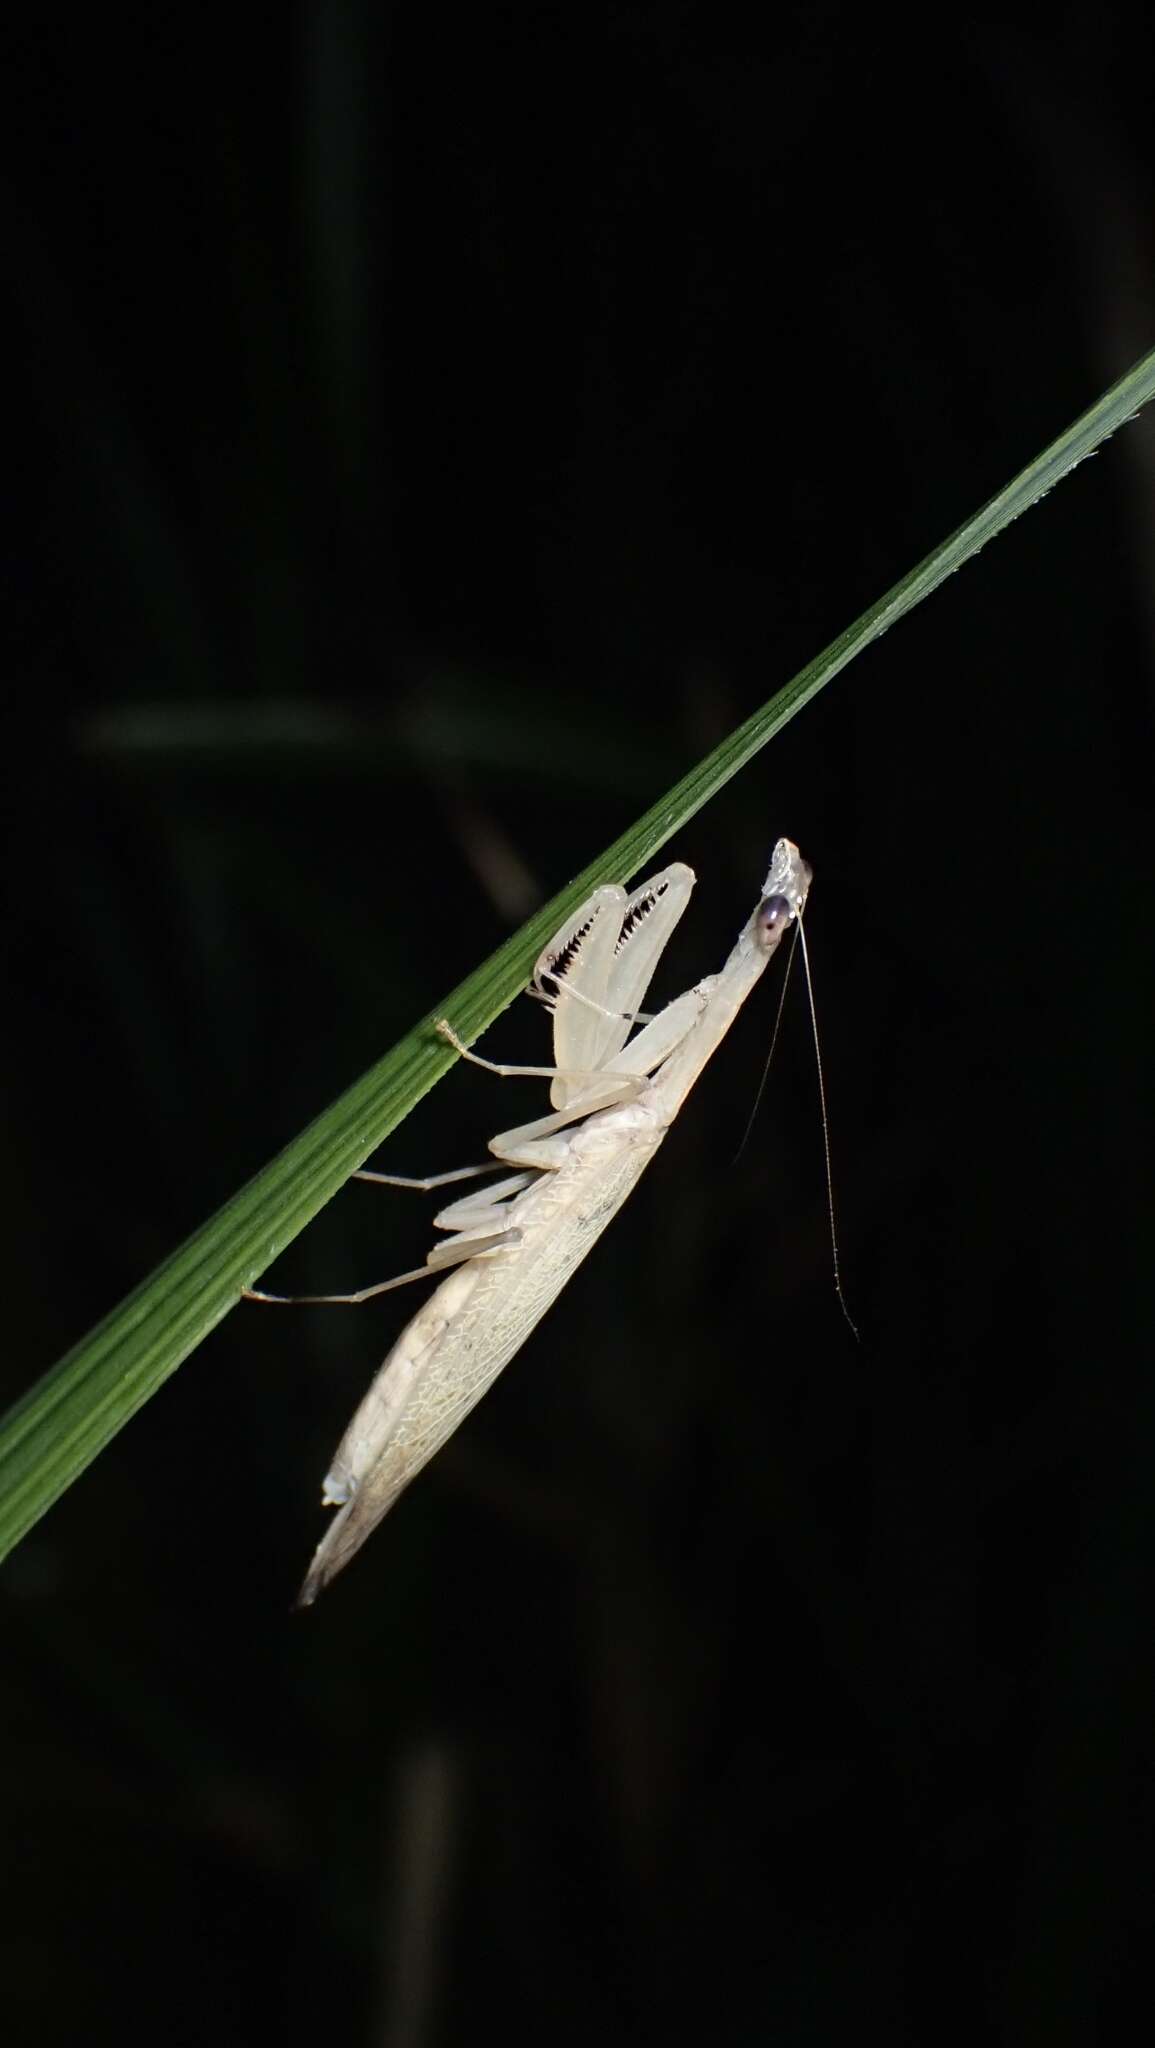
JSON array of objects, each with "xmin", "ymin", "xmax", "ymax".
[
  {"xmin": 352, "ymin": 1161, "xmax": 509, "ymax": 1193},
  {"xmin": 242, "ymin": 1225, "xmax": 521, "ymax": 1308}
]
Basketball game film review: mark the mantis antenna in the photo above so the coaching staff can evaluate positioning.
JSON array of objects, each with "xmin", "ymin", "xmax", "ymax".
[
  {"xmin": 794, "ymin": 915, "xmax": 859, "ymax": 1342},
  {"xmin": 733, "ymin": 910, "xmax": 858, "ymax": 1341}
]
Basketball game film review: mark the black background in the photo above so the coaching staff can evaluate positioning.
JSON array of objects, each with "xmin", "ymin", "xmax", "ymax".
[{"xmin": 4, "ymin": 6, "xmax": 1155, "ymax": 2043}]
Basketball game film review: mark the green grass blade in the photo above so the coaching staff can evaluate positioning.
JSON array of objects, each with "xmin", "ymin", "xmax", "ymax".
[{"xmin": 3, "ymin": 343, "xmax": 1155, "ymax": 1567}]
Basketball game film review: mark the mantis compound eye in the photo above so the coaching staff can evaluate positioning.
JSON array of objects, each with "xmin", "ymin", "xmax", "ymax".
[{"xmin": 755, "ymin": 893, "xmax": 794, "ymax": 946}]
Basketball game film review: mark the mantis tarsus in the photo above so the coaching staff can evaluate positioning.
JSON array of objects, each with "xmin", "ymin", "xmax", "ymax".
[{"xmin": 250, "ymin": 837, "xmax": 811, "ymax": 1605}]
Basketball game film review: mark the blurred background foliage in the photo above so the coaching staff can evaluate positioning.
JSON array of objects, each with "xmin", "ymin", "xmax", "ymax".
[{"xmin": 3, "ymin": 5, "xmax": 1155, "ymax": 2043}]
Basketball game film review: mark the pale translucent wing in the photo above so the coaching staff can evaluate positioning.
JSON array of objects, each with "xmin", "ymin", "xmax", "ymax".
[{"xmin": 299, "ymin": 1136, "xmax": 661, "ymax": 1603}]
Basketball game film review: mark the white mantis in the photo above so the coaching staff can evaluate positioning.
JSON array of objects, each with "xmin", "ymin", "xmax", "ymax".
[{"xmin": 250, "ymin": 838, "xmax": 811, "ymax": 1604}]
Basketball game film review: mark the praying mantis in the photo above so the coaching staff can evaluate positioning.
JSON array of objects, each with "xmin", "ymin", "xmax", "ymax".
[{"xmin": 250, "ymin": 837, "xmax": 811, "ymax": 1604}]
